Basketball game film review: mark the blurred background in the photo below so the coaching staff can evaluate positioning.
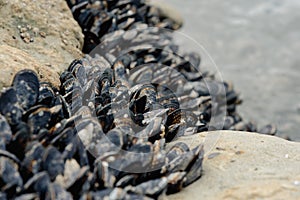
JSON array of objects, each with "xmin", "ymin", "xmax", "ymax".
[{"xmin": 167, "ymin": 0, "xmax": 300, "ymax": 140}]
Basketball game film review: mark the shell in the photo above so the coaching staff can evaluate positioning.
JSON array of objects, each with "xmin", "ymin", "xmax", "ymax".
[
  {"xmin": 12, "ymin": 70, "xmax": 39, "ymax": 111},
  {"xmin": 42, "ymin": 146, "xmax": 64, "ymax": 180},
  {"xmin": 0, "ymin": 114, "xmax": 12, "ymax": 147}
]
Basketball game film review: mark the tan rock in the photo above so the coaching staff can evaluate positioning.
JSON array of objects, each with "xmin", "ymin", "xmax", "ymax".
[
  {"xmin": 146, "ymin": 0, "xmax": 184, "ymax": 29},
  {"xmin": 165, "ymin": 131, "xmax": 300, "ymax": 200},
  {"xmin": 0, "ymin": 45, "xmax": 59, "ymax": 89},
  {"xmin": 0, "ymin": 0, "xmax": 84, "ymax": 74}
]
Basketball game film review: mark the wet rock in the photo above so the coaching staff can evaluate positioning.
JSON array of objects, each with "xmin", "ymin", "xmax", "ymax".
[
  {"xmin": 0, "ymin": 0, "xmax": 84, "ymax": 73},
  {"xmin": 167, "ymin": 131, "xmax": 300, "ymax": 200}
]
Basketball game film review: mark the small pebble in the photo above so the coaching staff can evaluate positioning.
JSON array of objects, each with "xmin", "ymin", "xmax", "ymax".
[
  {"xmin": 62, "ymin": 39, "xmax": 68, "ymax": 45},
  {"xmin": 39, "ymin": 31, "xmax": 46, "ymax": 38},
  {"xmin": 285, "ymin": 154, "xmax": 289, "ymax": 159},
  {"xmin": 20, "ymin": 32, "xmax": 30, "ymax": 38},
  {"xmin": 20, "ymin": 27, "xmax": 27, "ymax": 33},
  {"xmin": 33, "ymin": 27, "xmax": 39, "ymax": 35},
  {"xmin": 23, "ymin": 37, "xmax": 30, "ymax": 43},
  {"xmin": 26, "ymin": 24, "xmax": 32, "ymax": 30}
]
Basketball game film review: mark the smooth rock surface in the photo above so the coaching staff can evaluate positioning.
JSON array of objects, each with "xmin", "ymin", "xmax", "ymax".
[
  {"xmin": 0, "ymin": 45, "xmax": 59, "ymax": 88},
  {"xmin": 0, "ymin": 0, "xmax": 84, "ymax": 75},
  {"xmin": 165, "ymin": 131, "xmax": 300, "ymax": 200}
]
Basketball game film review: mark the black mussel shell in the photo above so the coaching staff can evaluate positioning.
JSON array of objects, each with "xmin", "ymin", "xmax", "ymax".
[{"xmin": 12, "ymin": 70, "xmax": 39, "ymax": 111}]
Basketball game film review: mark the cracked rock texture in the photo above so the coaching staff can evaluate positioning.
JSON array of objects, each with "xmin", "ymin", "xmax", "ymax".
[
  {"xmin": 166, "ymin": 131, "xmax": 300, "ymax": 200},
  {"xmin": 0, "ymin": 0, "xmax": 84, "ymax": 89}
]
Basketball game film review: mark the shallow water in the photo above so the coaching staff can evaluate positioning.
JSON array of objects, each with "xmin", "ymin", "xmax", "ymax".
[{"xmin": 168, "ymin": 0, "xmax": 300, "ymax": 140}]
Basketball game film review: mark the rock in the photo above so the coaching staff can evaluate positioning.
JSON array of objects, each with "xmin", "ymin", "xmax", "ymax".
[
  {"xmin": 0, "ymin": 0, "xmax": 84, "ymax": 74},
  {"xmin": 146, "ymin": 0, "xmax": 184, "ymax": 29},
  {"xmin": 0, "ymin": 45, "xmax": 59, "ymax": 89},
  {"xmin": 165, "ymin": 131, "xmax": 300, "ymax": 200}
]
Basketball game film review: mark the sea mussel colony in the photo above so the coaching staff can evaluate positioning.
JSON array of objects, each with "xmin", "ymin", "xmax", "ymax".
[
  {"xmin": 65, "ymin": 0, "xmax": 277, "ymax": 134},
  {"xmin": 0, "ymin": 0, "xmax": 277, "ymax": 199},
  {"xmin": 66, "ymin": 0, "xmax": 182, "ymax": 53}
]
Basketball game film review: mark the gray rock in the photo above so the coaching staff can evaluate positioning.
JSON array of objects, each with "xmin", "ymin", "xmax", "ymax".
[{"xmin": 165, "ymin": 131, "xmax": 300, "ymax": 200}]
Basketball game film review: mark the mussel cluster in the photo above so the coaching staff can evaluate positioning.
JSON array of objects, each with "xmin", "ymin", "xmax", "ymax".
[
  {"xmin": 66, "ymin": 0, "xmax": 181, "ymax": 53},
  {"xmin": 65, "ymin": 0, "xmax": 276, "ymax": 135},
  {"xmin": 0, "ymin": 68, "xmax": 205, "ymax": 199},
  {"xmin": 0, "ymin": 0, "xmax": 278, "ymax": 199}
]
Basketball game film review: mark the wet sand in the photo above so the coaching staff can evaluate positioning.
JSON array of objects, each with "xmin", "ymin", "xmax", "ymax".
[{"xmin": 168, "ymin": 0, "xmax": 300, "ymax": 141}]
